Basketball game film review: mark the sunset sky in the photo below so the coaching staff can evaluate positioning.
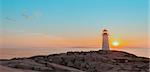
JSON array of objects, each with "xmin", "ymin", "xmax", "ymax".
[{"xmin": 0, "ymin": 0, "xmax": 148, "ymax": 49}]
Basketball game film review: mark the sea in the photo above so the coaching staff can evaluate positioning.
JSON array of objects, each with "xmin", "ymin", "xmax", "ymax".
[{"xmin": 0, "ymin": 47, "xmax": 149, "ymax": 59}]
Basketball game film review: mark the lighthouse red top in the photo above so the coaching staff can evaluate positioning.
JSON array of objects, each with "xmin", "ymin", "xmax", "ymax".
[
  {"xmin": 103, "ymin": 29, "xmax": 107, "ymax": 31},
  {"xmin": 103, "ymin": 29, "xmax": 108, "ymax": 34}
]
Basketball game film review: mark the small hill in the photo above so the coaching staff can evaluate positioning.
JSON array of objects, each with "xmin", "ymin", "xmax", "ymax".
[{"xmin": 0, "ymin": 50, "xmax": 149, "ymax": 72}]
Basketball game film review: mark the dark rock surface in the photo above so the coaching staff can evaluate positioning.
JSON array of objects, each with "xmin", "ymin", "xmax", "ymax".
[{"xmin": 0, "ymin": 50, "xmax": 149, "ymax": 72}]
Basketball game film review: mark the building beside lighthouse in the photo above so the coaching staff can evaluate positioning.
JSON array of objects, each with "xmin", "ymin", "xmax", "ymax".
[{"xmin": 102, "ymin": 29, "xmax": 110, "ymax": 50}]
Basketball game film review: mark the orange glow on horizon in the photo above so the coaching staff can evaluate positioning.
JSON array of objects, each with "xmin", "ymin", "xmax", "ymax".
[{"xmin": 1, "ymin": 34, "xmax": 148, "ymax": 48}]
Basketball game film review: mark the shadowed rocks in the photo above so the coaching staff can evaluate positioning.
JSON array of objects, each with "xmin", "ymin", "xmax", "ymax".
[{"xmin": 0, "ymin": 50, "xmax": 149, "ymax": 72}]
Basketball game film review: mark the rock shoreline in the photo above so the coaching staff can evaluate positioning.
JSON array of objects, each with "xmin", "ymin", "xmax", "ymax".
[{"xmin": 0, "ymin": 50, "xmax": 149, "ymax": 72}]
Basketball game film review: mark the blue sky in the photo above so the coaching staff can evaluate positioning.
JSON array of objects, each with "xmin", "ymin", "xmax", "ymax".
[{"xmin": 1, "ymin": 0, "xmax": 149, "ymax": 48}]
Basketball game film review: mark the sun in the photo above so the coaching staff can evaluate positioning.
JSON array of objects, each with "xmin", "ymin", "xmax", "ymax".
[{"xmin": 112, "ymin": 41, "xmax": 120, "ymax": 47}]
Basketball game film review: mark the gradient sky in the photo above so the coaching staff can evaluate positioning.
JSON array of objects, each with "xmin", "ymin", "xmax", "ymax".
[{"xmin": 0, "ymin": 0, "xmax": 149, "ymax": 48}]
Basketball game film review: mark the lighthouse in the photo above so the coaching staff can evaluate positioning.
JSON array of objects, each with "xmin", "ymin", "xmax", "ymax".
[{"xmin": 102, "ymin": 29, "xmax": 110, "ymax": 50}]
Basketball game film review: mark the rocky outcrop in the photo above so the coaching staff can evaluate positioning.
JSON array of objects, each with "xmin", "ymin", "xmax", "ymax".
[
  {"xmin": 0, "ymin": 50, "xmax": 149, "ymax": 72},
  {"xmin": 0, "ymin": 65, "xmax": 39, "ymax": 72}
]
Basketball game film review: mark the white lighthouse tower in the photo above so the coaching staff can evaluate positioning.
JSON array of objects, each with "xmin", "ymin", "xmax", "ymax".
[{"xmin": 102, "ymin": 29, "xmax": 110, "ymax": 50}]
